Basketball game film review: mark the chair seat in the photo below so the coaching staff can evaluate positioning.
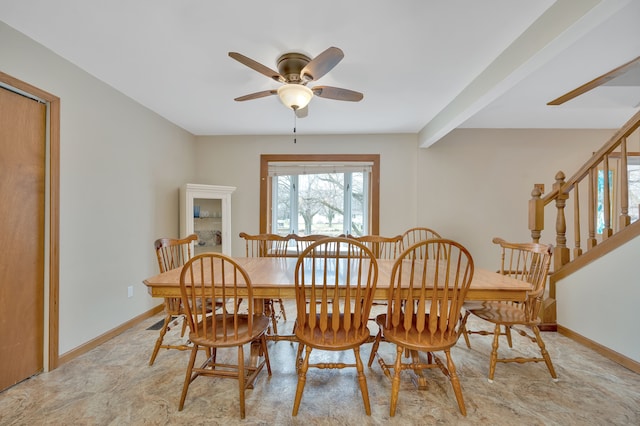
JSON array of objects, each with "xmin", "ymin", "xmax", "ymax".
[
  {"xmin": 375, "ymin": 313, "xmax": 460, "ymax": 351},
  {"xmin": 295, "ymin": 313, "xmax": 371, "ymax": 349},
  {"xmin": 190, "ymin": 314, "xmax": 270, "ymax": 348},
  {"xmin": 465, "ymin": 301, "xmax": 539, "ymax": 326}
]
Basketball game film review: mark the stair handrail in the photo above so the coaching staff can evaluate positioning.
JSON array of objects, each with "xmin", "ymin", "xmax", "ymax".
[{"xmin": 529, "ymin": 109, "xmax": 640, "ymax": 272}]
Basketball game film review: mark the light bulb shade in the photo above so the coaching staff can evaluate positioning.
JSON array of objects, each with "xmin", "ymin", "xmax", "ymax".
[{"xmin": 277, "ymin": 84, "xmax": 313, "ymax": 110}]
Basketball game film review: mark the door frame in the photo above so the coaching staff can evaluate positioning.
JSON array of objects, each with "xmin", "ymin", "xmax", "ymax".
[{"xmin": 0, "ymin": 72, "xmax": 60, "ymax": 371}]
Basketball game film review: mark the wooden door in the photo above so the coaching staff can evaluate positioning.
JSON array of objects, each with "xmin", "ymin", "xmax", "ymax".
[{"xmin": 0, "ymin": 86, "xmax": 46, "ymax": 390}]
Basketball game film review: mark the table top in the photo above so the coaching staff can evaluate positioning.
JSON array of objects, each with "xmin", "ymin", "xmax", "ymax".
[{"xmin": 144, "ymin": 256, "xmax": 532, "ymax": 302}]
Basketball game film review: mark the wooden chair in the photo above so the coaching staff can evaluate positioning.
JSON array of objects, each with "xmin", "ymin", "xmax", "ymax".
[
  {"xmin": 368, "ymin": 239, "xmax": 474, "ymax": 416},
  {"xmin": 149, "ymin": 233, "xmax": 197, "ymax": 366},
  {"xmin": 348, "ymin": 234, "xmax": 403, "ymax": 315},
  {"xmin": 292, "ymin": 237, "xmax": 378, "ymax": 416},
  {"xmin": 239, "ymin": 231, "xmax": 292, "ymax": 258},
  {"xmin": 400, "ymin": 227, "xmax": 443, "ymax": 257},
  {"xmin": 347, "ymin": 233, "xmax": 403, "ymax": 259},
  {"xmin": 461, "ymin": 237, "xmax": 557, "ymax": 382},
  {"xmin": 291, "ymin": 233, "xmax": 330, "ymax": 255},
  {"xmin": 239, "ymin": 232, "xmax": 290, "ymax": 333},
  {"xmin": 178, "ymin": 253, "xmax": 271, "ymax": 418},
  {"xmin": 357, "ymin": 232, "xmax": 439, "ymax": 352}
]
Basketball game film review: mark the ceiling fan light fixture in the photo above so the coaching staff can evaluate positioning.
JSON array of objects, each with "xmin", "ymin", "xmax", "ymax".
[{"xmin": 277, "ymin": 84, "xmax": 313, "ymax": 110}]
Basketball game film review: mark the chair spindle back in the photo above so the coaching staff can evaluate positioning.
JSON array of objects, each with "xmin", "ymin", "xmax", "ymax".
[
  {"xmin": 180, "ymin": 253, "xmax": 254, "ymax": 343},
  {"xmin": 386, "ymin": 239, "xmax": 474, "ymax": 344}
]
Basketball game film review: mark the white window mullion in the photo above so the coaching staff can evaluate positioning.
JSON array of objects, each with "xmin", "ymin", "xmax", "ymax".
[
  {"xmin": 362, "ymin": 171, "xmax": 369, "ymax": 234},
  {"xmin": 343, "ymin": 173, "xmax": 352, "ymax": 235},
  {"xmin": 271, "ymin": 177, "xmax": 279, "ymax": 232},
  {"xmin": 291, "ymin": 176, "xmax": 299, "ymax": 234}
]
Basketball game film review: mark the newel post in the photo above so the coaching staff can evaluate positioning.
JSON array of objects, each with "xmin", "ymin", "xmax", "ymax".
[
  {"xmin": 528, "ymin": 184, "xmax": 544, "ymax": 243},
  {"xmin": 553, "ymin": 171, "xmax": 570, "ymax": 270}
]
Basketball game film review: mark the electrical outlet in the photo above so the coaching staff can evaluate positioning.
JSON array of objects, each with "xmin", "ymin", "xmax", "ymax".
[{"xmin": 127, "ymin": 285, "xmax": 134, "ymax": 298}]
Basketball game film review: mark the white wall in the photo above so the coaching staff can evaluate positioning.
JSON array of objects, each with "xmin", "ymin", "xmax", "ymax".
[
  {"xmin": 556, "ymin": 236, "xmax": 639, "ymax": 363},
  {"xmin": 193, "ymin": 134, "xmax": 418, "ymax": 256},
  {"xmin": 417, "ymin": 128, "xmax": 613, "ymax": 269},
  {"xmin": 1, "ymin": 21, "xmax": 197, "ymax": 354}
]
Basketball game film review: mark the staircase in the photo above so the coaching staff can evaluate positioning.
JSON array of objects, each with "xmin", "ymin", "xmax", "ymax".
[{"xmin": 529, "ymin": 109, "xmax": 640, "ymax": 371}]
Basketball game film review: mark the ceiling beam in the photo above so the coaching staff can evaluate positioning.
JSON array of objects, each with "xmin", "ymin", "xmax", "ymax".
[{"xmin": 417, "ymin": 0, "xmax": 630, "ymax": 148}]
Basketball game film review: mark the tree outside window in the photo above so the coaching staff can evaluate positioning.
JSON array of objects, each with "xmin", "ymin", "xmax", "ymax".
[{"xmin": 273, "ymin": 170, "xmax": 365, "ymax": 236}]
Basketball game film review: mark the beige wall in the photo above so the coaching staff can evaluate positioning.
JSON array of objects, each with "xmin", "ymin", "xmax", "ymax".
[
  {"xmin": 418, "ymin": 128, "xmax": 613, "ymax": 268},
  {"xmin": 194, "ymin": 134, "xmax": 419, "ymax": 256},
  {"xmin": 1, "ymin": 21, "xmax": 197, "ymax": 354}
]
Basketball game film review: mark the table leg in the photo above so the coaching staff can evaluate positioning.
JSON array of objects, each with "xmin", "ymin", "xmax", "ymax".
[
  {"xmin": 408, "ymin": 350, "xmax": 429, "ymax": 390},
  {"xmin": 249, "ymin": 298, "xmax": 265, "ymax": 373}
]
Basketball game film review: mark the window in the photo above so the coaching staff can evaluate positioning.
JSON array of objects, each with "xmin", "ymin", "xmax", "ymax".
[
  {"xmin": 260, "ymin": 155, "xmax": 380, "ymax": 236},
  {"xmin": 628, "ymin": 160, "xmax": 640, "ymax": 224},
  {"xmin": 596, "ymin": 155, "xmax": 640, "ymax": 234}
]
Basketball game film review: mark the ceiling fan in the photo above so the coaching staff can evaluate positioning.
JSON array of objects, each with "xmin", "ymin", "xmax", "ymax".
[{"xmin": 228, "ymin": 47, "xmax": 363, "ymax": 118}]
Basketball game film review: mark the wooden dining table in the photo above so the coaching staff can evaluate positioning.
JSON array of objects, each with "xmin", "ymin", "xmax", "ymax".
[
  {"xmin": 143, "ymin": 255, "xmax": 532, "ymax": 388},
  {"xmin": 143, "ymin": 256, "xmax": 532, "ymax": 302}
]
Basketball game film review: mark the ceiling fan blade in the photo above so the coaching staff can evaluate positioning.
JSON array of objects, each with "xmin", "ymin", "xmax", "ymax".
[
  {"xmin": 234, "ymin": 90, "xmax": 277, "ymax": 102},
  {"xmin": 295, "ymin": 105, "xmax": 308, "ymax": 118},
  {"xmin": 300, "ymin": 47, "xmax": 344, "ymax": 82},
  {"xmin": 229, "ymin": 52, "xmax": 285, "ymax": 83},
  {"xmin": 312, "ymin": 86, "xmax": 363, "ymax": 102}
]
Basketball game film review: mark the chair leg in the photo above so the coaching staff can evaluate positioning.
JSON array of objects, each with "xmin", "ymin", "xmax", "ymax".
[
  {"xmin": 261, "ymin": 334, "xmax": 272, "ymax": 375},
  {"xmin": 488, "ymin": 323, "xmax": 501, "ymax": 382},
  {"xmin": 390, "ymin": 345, "xmax": 404, "ymax": 417},
  {"xmin": 461, "ymin": 311, "xmax": 471, "ymax": 349},
  {"xmin": 238, "ymin": 344, "xmax": 246, "ymax": 419},
  {"xmin": 270, "ymin": 311, "xmax": 278, "ymax": 335},
  {"xmin": 504, "ymin": 325, "xmax": 513, "ymax": 348},
  {"xmin": 367, "ymin": 328, "xmax": 382, "ymax": 367},
  {"xmin": 532, "ymin": 325, "xmax": 558, "ymax": 380},
  {"xmin": 264, "ymin": 299, "xmax": 278, "ymax": 335},
  {"xmin": 178, "ymin": 345, "xmax": 199, "ymax": 410},
  {"xmin": 445, "ymin": 349, "xmax": 466, "ymax": 416},
  {"xmin": 295, "ymin": 342, "xmax": 304, "ymax": 374},
  {"xmin": 353, "ymin": 347, "xmax": 371, "ymax": 415},
  {"xmin": 180, "ymin": 315, "xmax": 188, "ymax": 338},
  {"xmin": 292, "ymin": 345, "xmax": 312, "ymax": 416},
  {"xmin": 149, "ymin": 313, "xmax": 172, "ymax": 366},
  {"xmin": 277, "ymin": 298, "xmax": 287, "ymax": 321},
  {"xmin": 409, "ymin": 350, "xmax": 427, "ymax": 389}
]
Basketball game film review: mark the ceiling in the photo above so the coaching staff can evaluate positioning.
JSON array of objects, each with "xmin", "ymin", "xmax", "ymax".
[{"xmin": 1, "ymin": 0, "xmax": 639, "ymax": 147}]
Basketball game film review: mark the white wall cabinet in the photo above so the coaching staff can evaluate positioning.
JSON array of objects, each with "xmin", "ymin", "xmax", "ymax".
[{"xmin": 180, "ymin": 184, "xmax": 236, "ymax": 256}]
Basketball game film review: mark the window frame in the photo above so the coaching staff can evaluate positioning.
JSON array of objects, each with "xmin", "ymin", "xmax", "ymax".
[{"xmin": 260, "ymin": 154, "xmax": 380, "ymax": 235}]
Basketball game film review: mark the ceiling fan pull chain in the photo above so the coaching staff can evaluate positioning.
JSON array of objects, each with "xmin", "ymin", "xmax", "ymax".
[{"xmin": 293, "ymin": 109, "xmax": 297, "ymax": 143}]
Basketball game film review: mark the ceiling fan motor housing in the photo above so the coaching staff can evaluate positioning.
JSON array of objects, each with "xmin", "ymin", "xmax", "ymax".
[{"xmin": 277, "ymin": 52, "xmax": 311, "ymax": 83}]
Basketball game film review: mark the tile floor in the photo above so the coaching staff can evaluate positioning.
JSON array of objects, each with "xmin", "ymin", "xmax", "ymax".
[{"xmin": 1, "ymin": 304, "xmax": 639, "ymax": 425}]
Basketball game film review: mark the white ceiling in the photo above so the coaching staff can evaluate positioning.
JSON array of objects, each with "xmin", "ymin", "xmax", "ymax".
[{"xmin": 1, "ymin": 0, "xmax": 639, "ymax": 147}]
